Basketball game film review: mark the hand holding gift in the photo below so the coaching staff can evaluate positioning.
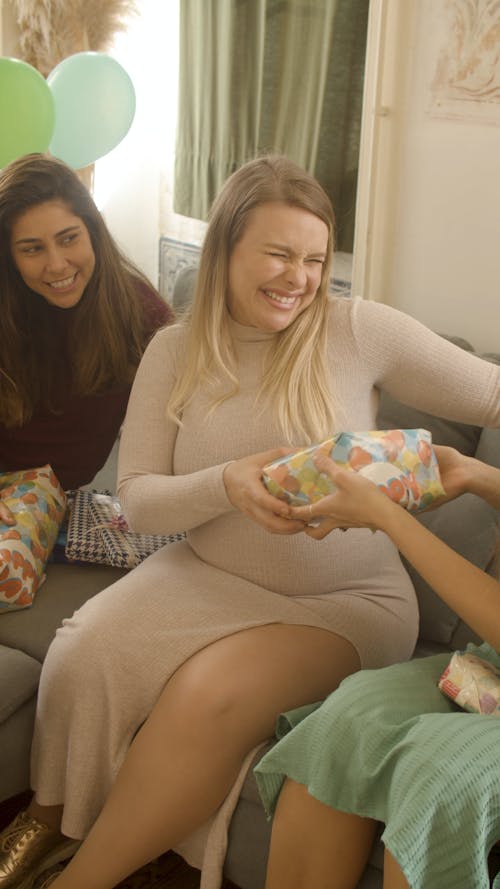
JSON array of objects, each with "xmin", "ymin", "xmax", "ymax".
[
  {"xmin": 223, "ymin": 447, "xmax": 304, "ymax": 535},
  {"xmin": 261, "ymin": 429, "xmax": 446, "ymax": 540}
]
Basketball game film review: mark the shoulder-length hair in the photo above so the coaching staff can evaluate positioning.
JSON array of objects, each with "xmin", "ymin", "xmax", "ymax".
[
  {"xmin": 168, "ymin": 155, "xmax": 336, "ymax": 444},
  {"xmin": 0, "ymin": 153, "xmax": 154, "ymax": 427}
]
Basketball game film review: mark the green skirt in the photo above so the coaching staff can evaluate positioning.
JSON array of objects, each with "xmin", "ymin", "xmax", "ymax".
[{"xmin": 255, "ymin": 644, "xmax": 500, "ymax": 889}]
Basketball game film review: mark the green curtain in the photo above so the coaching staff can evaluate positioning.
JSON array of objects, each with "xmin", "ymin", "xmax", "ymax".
[{"xmin": 174, "ymin": 0, "xmax": 369, "ymax": 252}]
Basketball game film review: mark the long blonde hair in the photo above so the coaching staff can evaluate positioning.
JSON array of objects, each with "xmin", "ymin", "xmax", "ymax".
[{"xmin": 168, "ymin": 155, "xmax": 336, "ymax": 444}]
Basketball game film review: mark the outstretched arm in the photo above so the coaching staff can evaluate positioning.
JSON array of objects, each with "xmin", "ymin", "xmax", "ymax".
[{"xmin": 292, "ymin": 448, "xmax": 500, "ymax": 650}]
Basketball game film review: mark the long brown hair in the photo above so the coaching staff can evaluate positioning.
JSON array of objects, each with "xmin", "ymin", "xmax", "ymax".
[
  {"xmin": 0, "ymin": 153, "xmax": 154, "ymax": 427},
  {"xmin": 168, "ymin": 155, "xmax": 336, "ymax": 444}
]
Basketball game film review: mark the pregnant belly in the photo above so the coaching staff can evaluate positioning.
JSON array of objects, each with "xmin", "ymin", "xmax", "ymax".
[{"xmin": 187, "ymin": 514, "xmax": 410, "ymax": 598}]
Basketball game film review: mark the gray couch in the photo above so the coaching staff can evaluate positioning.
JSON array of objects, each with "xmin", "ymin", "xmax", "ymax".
[{"xmin": 0, "ymin": 334, "xmax": 498, "ymax": 889}]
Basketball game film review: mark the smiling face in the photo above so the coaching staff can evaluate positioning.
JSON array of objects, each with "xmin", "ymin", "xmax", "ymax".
[
  {"xmin": 10, "ymin": 199, "xmax": 96, "ymax": 309},
  {"xmin": 227, "ymin": 201, "xmax": 329, "ymax": 332}
]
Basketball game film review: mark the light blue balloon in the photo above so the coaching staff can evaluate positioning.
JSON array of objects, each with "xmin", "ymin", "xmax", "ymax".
[
  {"xmin": 47, "ymin": 52, "xmax": 136, "ymax": 169},
  {"xmin": 0, "ymin": 57, "xmax": 55, "ymax": 167}
]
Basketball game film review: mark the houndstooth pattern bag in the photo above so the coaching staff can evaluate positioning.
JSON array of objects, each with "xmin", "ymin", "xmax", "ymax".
[{"xmin": 65, "ymin": 490, "xmax": 185, "ymax": 569}]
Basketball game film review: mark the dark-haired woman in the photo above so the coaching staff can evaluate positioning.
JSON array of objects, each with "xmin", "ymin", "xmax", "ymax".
[{"xmin": 0, "ymin": 152, "xmax": 173, "ymax": 521}]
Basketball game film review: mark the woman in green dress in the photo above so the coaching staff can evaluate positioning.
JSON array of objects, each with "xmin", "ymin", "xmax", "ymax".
[{"xmin": 255, "ymin": 444, "xmax": 500, "ymax": 889}]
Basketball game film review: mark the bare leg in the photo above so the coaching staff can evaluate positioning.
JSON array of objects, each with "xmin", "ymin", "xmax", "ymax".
[
  {"xmin": 383, "ymin": 848, "xmax": 411, "ymax": 889},
  {"xmin": 27, "ymin": 801, "xmax": 63, "ymax": 832},
  {"xmin": 50, "ymin": 623, "xmax": 359, "ymax": 889},
  {"xmin": 265, "ymin": 778, "xmax": 378, "ymax": 889}
]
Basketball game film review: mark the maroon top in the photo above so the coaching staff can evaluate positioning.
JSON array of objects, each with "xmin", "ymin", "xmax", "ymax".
[{"xmin": 0, "ymin": 283, "xmax": 174, "ymax": 490}]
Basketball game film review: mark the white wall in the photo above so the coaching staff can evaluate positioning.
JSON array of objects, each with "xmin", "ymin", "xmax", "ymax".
[{"xmin": 354, "ymin": 0, "xmax": 500, "ymax": 353}]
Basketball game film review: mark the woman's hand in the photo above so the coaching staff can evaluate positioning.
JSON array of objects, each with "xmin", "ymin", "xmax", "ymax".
[
  {"xmin": 291, "ymin": 445, "xmax": 476, "ymax": 540},
  {"xmin": 434, "ymin": 444, "xmax": 500, "ymax": 510},
  {"xmin": 432, "ymin": 445, "xmax": 473, "ymax": 501},
  {"xmin": 413, "ymin": 445, "xmax": 475, "ymax": 514},
  {"xmin": 223, "ymin": 448, "xmax": 306, "ymax": 535},
  {"xmin": 290, "ymin": 452, "xmax": 396, "ymax": 540}
]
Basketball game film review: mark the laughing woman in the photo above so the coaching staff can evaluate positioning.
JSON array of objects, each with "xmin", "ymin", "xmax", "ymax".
[{"xmin": 0, "ymin": 155, "xmax": 498, "ymax": 889}]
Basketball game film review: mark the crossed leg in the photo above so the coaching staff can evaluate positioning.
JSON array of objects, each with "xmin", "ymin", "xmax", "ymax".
[{"xmin": 46, "ymin": 622, "xmax": 359, "ymax": 889}]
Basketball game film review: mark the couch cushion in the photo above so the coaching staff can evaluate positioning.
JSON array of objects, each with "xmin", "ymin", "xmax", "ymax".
[
  {"xmin": 0, "ymin": 562, "xmax": 127, "ymax": 663},
  {"xmin": 475, "ymin": 426, "xmax": 500, "ymax": 468},
  {"xmin": 447, "ymin": 428, "xmax": 500, "ymax": 650},
  {"xmin": 172, "ymin": 266, "xmax": 198, "ymax": 312},
  {"xmin": 404, "ymin": 426, "xmax": 499, "ymax": 646},
  {"xmin": 0, "ymin": 645, "xmax": 41, "ymax": 721},
  {"xmin": 404, "ymin": 492, "xmax": 497, "ymax": 644},
  {"xmin": 377, "ymin": 337, "xmax": 499, "ymax": 646},
  {"xmin": 377, "ymin": 393, "xmax": 482, "ymax": 457}
]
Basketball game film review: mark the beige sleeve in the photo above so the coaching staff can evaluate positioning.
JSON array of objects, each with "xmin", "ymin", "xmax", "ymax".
[
  {"xmin": 117, "ymin": 327, "xmax": 233, "ymax": 536},
  {"xmin": 348, "ymin": 298, "xmax": 500, "ymax": 427}
]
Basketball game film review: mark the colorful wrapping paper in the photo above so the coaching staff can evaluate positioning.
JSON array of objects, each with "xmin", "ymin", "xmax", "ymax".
[
  {"xmin": 439, "ymin": 651, "xmax": 500, "ymax": 716},
  {"xmin": 0, "ymin": 465, "xmax": 66, "ymax": 612},
  {"xmin": 262, "ymin": 429, "xmax": 445, "ymax": 511}
]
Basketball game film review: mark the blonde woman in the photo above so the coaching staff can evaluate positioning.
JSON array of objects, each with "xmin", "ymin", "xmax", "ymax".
[
  {"xmin": 1, "ymin": 155, "xmax": 499, "ymax": 889},
  {"xmin": 256, "ymin": 447, "xmax": 500, "ymax": 889}
]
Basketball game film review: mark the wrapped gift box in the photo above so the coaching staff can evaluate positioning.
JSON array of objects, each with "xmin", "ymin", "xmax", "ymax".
[
  {"xmin": 262, "ymin": 428, "xmax": 445, "ymax": 512},
  {"xmin": 65, "ymin": 490, "xmax": 185, "ymax": 569},
  {"xmin": 439, "ymin": 651, "xmax": 500, "ymax": 716}
]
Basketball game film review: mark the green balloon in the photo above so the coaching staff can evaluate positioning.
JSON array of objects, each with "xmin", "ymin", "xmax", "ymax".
[
  {"xmin": 48, "ymin": 52, "xmax": 136, "ymax": 169},
  {"xmin": 0, "ymin": 57, "xmax": 55, "ymax": 167}
]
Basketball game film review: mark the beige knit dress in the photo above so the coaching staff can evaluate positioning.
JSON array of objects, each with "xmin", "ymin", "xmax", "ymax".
[{"xmin": 30, "ymin": 297, "xmax": 500, "ymax": 887}]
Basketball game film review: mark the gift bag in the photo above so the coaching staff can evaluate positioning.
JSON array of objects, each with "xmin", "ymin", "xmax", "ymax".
[
  {"xmin": 262, "ymin": 429, "xmax": 445, "ymax": 512},
  {"xmin": 438, "ymin": 651, "xmax": 500, "ymax": 716},
  {"xmin": 0, "ymin": 465, "xmax": 66, "ymax": 612},
  {"xmin": 65, "ymin": 490, "xmax": 185, "ymax": 569}
]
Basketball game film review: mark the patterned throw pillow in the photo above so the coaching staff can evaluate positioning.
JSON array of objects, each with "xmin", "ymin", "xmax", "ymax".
[{"xmin": 0, "ymin": 465, "xmax": 66, "ymax": 612}]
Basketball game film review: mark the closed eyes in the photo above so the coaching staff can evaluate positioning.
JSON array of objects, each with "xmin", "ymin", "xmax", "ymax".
[{"xmin": 266, "ymin": 251, "xmax": 324, "ymax": 264}]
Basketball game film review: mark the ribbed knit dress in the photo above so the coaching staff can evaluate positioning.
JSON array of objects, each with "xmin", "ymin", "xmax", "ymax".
[
  {"xmin": 30, "ymin": 297, "xmax": 500, "ymax": 889},
  {"xmin": 255, "ymin": 644, "xmax": 500, "ymax": 889}
]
